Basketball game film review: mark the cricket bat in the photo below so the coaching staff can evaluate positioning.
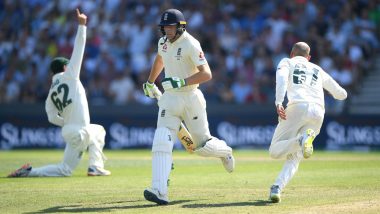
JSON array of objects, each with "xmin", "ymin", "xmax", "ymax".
[{"xmin": 177, "ymin": 121, "xmax": 195, "ymax": 153}]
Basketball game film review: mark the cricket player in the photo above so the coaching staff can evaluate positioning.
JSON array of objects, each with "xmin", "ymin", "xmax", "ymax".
[
  {"xmin": 142, "ymin": 8, "xmax": 235, "ymax": 205},
  {"xmin": 268, "ymin": 42, "xmax": 347, "ymax": 202},
  {"xmin": 8, "ymin": 9, "xmax": 110, "ymax": 178}
]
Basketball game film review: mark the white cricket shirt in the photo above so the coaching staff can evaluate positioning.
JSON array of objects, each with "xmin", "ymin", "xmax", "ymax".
[
  {"xmin": 275, "ymin": 56, "xmax": 347, "ymax": 107},
  {"xmin": 45, "ymin": 25, "xmax": 89, "ymax": 127},
  {"xmin": 158, "ymin": 31, "xmax": 207, "ymax": 91}
]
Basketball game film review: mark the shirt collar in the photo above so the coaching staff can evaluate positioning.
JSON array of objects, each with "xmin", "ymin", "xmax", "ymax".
[
  {"xmin": 171, "ymin": 31, "xmax": 187, "ymax": 44},
  {"xmin": 293, "ymin": 56, "xmax": 308, "ymax": 61}
]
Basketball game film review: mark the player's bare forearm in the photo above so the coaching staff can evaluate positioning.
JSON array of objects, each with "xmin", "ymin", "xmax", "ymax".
[
  {"xmin": 148, "ymin": 54, "xmax": 164, "ymax": 83},
  {"xmin": 185, "ymin": 64, "xmax": 212, "ymax": 85}
]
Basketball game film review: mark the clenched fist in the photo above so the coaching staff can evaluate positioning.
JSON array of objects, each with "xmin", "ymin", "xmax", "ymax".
[
  {"xmin": 143, "ymin": 81, "xmax": 162, "ymax": 99},
  {"xmin": 76, "ymin": 8, "xmax": 87, "ymax": 25},
  {"xmin": 161, "ymin": 77, "xmax": 186, "ymax": 91}
]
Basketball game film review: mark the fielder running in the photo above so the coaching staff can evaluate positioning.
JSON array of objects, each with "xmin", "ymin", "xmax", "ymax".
[
  {"xmin": 8, "ymin": 9, "xmax": 110, "ymax": 178},
  {"xmin": 268, "ymin": 42, "xmax": 347, "ymax": 202},
  {"xmin": 142, "ymin": 8, "xmax": 235, "ymax": 205}
]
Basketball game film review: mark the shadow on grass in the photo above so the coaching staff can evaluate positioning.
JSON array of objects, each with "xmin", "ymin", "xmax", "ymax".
[
  {"xmin": 26, "ymin": 200, "xmax": 194, "ymax": 213},
  {"xmin": 182, "ymin": 200, "xmax": 272, "ymax": 208}
]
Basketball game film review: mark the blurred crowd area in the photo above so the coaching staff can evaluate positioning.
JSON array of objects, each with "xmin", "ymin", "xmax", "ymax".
[{"xmin": 0, "ymin": 0, "xmax": 379, "ymax": 112}]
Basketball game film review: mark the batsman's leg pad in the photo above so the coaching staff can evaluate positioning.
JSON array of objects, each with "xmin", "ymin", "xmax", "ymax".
[
  {"xmin": 152, "ymin": 127, "xmax": 174, "ymax": 153},
  {"xmin": 151, "ymin": 127, "xmax": 174, "ymax": 196},
  {"xmin": 152, "ymin": 152, "xmax": 172, "ymax": 196},
  {"xmin": 195, "ymin": 137, "xmax": 232, "ymax": 158}
]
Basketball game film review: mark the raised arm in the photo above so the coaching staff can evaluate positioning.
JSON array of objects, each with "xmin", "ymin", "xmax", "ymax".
[{"xmin": 66, "ymin": 9, "xmax": 87, "ymax": 79}]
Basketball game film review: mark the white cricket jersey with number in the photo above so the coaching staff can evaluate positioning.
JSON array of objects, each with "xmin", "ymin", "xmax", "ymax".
[
  {"xmin": 275, "ymin": 56, "xmax": 347, "ymax": 107},
  {"xmin": 158, "ymin": 31, "xmax": 207, "ymax": 91},
  {"xmin": 45, "ymin": 25, "xmax": 89, "ymax": 127}
]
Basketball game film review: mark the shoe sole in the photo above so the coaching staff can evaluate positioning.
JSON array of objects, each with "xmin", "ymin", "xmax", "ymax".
[
  {"xmin": 87, "ymin": 172, "xmax": 111, "ymax": 176},
  {"xmin": 87, "ymin": 174, "xmax": 110, "ymax": 176},
  {"xmin": 143, "ymin": 190, "xmax": 168, "ymax": 205},
  {"xmin": 303, "ymin": 129, "xmax": 315, "ymax": 159}
]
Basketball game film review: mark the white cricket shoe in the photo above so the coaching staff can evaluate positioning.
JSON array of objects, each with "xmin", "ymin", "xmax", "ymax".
[
  {"xmin": 143, "ymin": 188, "xmax": 169, "ymax": 205},
  {"xmin": 301, "ymin": 129, "xmax": 316, "ymax": 159},
  {"xmin": 221, "ymin": 154, "xmax": 235, "ymax": 173},
  {"xmin": 87, "ymin": 166, "xmax": 111, "ymax": 176},
  {"xmin": 269, "ymin": 185, "xmax": 281, "ymax": 203}
]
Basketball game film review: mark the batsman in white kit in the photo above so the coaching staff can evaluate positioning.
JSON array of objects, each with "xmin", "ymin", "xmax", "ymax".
[
  {"xmin": 8, "ymin": 9, "xmax": 110, "ymax": 178},
  {"xmin": 268, "ymin": 42, "xmax": 347, "ymax": 203},
  {"xmin": 142, "ymin": 9, "xmax": 235, "ymax": 205}
]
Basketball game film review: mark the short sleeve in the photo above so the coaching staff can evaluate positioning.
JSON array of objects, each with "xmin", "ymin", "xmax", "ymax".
[
  {"xmin": 157, "ymin": 37, "xmax": 166, "ymax": 56},
  {"xmin": 188, "ymin": 40, "xmax": 207, "ymax": 66}
]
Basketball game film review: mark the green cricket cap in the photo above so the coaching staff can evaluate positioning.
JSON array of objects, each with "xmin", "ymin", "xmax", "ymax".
[{"xmin": 50, "ymin": 57, "xmax": 69, "ymax": 74}]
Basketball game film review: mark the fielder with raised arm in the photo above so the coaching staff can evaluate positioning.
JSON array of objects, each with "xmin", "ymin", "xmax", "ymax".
[
  {"xmin": 268, "ymin": 42, "xmax": 347, "ymax": 203},
  {"xmin": 8, "ymin": 9, "xmax": 110, "ymax": 178},
  {"xmin": 142, "ymin": 8, "xmax": 235, "ymax": 205}
]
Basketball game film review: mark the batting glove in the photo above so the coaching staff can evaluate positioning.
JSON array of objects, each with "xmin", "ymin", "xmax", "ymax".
[
  {"xmin": 143, "ymin": 81, "xmax": 162, "ymax": 99},
  {"xmin": 162, "ymin": 77, "xmax": 186, "ymax": 91}
]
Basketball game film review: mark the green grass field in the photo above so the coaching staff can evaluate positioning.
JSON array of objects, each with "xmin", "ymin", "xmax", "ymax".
[{"xmin": 1, "ymin": 149, "xmax": 379, "ymax": 214}]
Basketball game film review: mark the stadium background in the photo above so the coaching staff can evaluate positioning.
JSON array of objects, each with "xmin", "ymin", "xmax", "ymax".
[{"xmin": 1, "ymin": 0, "xmax": 379, "ymax": 151}]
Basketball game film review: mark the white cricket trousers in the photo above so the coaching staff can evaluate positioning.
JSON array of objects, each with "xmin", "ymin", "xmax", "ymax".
[
  {"xmin": 157, "ymin": 89, "xmax": 212, "ymax": 145},
  {"xmin": 28, "ymin": 124, "xmax": 106, "ymax": 177},
  {"xmin": 269, "ymin": 103, "xmax": 324, "ymax": 190}
]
